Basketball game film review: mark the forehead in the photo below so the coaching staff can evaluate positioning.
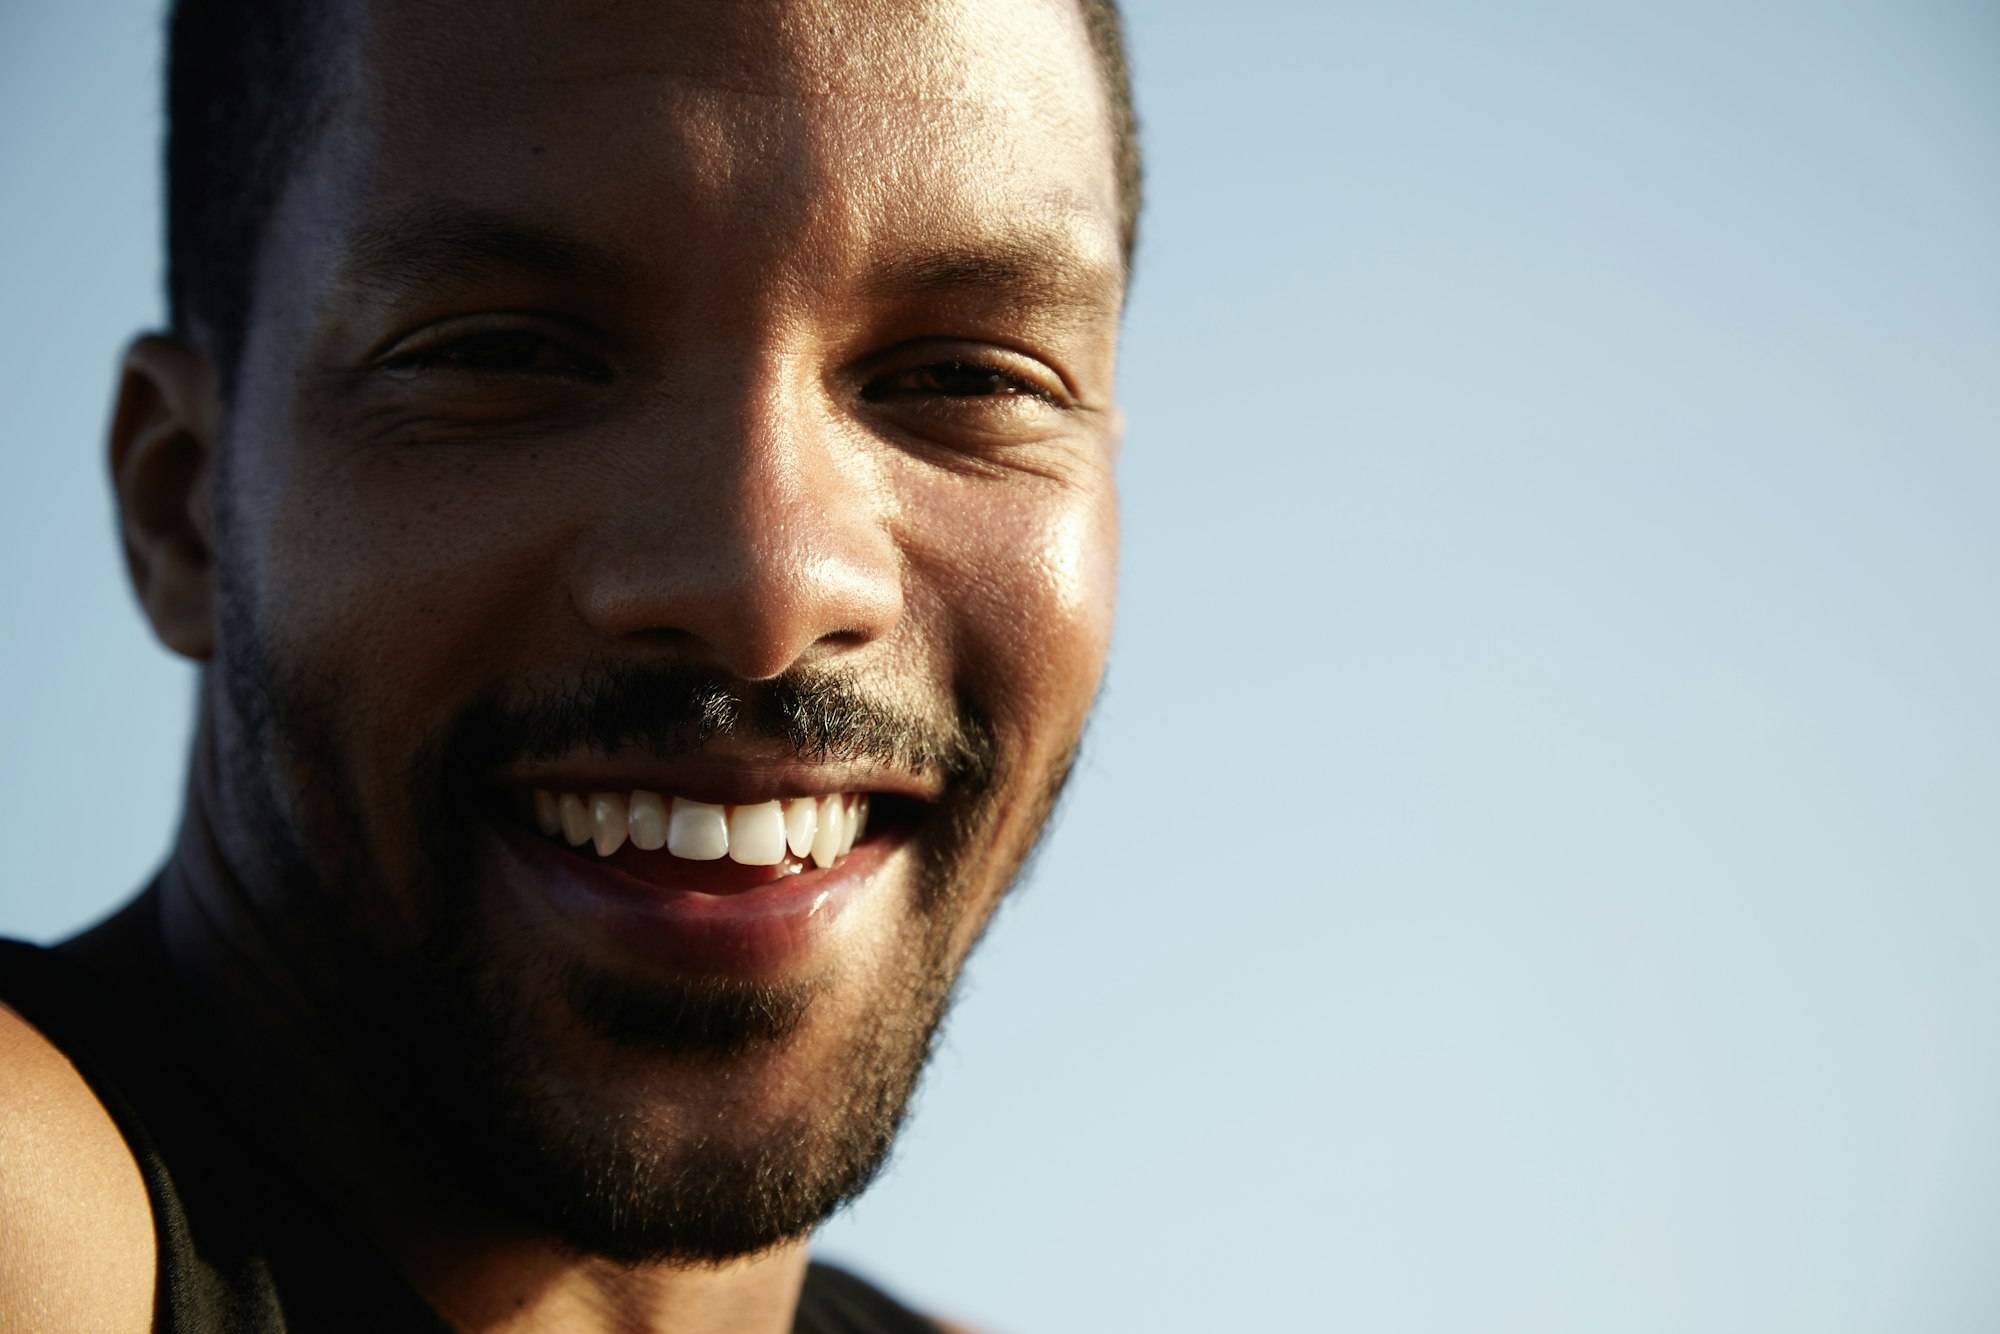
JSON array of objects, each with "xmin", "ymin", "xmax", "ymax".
[{"xmin": 298, "ymin": 0, "xmax": 1121, "ymax": 301}]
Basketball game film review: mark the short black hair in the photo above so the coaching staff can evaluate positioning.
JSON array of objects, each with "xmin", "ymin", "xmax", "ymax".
[{"xmin": 165, "ymin": 1, "xmax": 1143, "ymax": 395}]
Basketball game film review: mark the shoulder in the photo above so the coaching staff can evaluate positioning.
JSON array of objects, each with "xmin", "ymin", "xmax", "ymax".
[
  {"xmin": 803, "ymin": 1259, "xmax": 989, "ymax": 1333},
  {"xmin": 0, "ymin": 1000, "xmax": 157, "ymax": 1331}
]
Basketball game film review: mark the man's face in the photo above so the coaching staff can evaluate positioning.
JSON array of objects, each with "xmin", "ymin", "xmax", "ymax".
[{"xmin": 201, "ymin": 0, "xmax": 1122, "ymax": 1259}]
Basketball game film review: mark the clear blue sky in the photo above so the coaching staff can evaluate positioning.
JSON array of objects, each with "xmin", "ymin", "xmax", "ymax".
[{"xmin": 3, "ymin": 3, "xmax": 1997, "ymax": 1329}]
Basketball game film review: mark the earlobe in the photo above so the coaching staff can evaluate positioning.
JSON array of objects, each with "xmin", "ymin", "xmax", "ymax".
[{"xmin": 108, "ymin": 334, "xmax": 222, "ymax": 661}]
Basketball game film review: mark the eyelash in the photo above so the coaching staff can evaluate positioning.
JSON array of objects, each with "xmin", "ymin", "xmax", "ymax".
[
  {"xmin": 380, "ymin": 329, "xmax": 613, "ymax": 384},
  {"xmin": 860, "ymin": 358, "xmax": 1060, "ymax": 405},
  {"xmin": 377, "ymin": 330, "xmax": 1065, "ymax": 411}
]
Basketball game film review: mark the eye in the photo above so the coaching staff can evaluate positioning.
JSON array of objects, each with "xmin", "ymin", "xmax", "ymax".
[
  {"xmin": 379, "ymin": 328, "xmax": 613, "ymax": 384},
  {"xmin": 862, "ymin": 358, "xmax": 1059, "ymax": 404}
]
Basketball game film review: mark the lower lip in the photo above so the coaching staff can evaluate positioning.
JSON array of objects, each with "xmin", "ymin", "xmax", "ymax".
[{"xmin": 490, "ymin": 822, "xmax": 893, "ymax": 977}]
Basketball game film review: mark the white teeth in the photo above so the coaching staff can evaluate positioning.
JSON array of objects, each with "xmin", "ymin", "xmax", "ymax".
[
  {"xmin": 539, "ymin": 787, "xmax": 872, "ymax": 866},
  {"xmin": 809, "ymin": 794, "xmax": 845, "ymax": 869},
  {"xmin": 666, "ymin": 798, "xmax": 729, "ymax": 861},
  {"xmin": 558, "ymin": 793, "xmax": 592, "ymax": 847},
  {"xmin": 783, "ymin": 797, "xmax": 818, "ymax": 859},
  {"xmin": 838, "ymin": 796, "xmax": 859, "ymax": 856},
  {"xmin": 589, "ymin": 792, "xmax": 628, "ymax": 857},
  {"xmin": 533, "ymin": 789, "xmax": 562, "ymax": 838},
  {"xmin": 728, "ymin": 800, "xmax": 787, "ymax": 866},
  {"xmin": 627, "ymin": 790, "xmax": 668, "ymax": 851}
]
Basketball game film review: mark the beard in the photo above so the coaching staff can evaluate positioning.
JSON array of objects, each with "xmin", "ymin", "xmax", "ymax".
[{"xmin": 207, "ymin": 552, "xmax": 1069, "ymax": 1264}]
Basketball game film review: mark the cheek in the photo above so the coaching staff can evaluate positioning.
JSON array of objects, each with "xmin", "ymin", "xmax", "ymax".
[
  {"xmin": 229, "ymin": 436, "xmax": 573, "ymax": 823},
  {"xmin": 1039, "ymin": 483, "xmax": 1119, "ymax": 661},
  {"xmin": 1014, "ymin": 486, "xmax": 1118, "ymax": 716},
  {"xmin": 902, "ymin": 468, "xmax": 1118, "ymax": 763}
]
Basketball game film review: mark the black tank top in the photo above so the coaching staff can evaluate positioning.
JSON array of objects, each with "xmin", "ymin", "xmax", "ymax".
[{"xmin": 0, "ymin": 904, "xmax": 942, "ymax": 1333}]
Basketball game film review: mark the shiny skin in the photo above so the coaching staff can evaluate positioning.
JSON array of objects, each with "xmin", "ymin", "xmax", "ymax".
[{"xmin": 89, "ymin": 0, "xmax": 1124, "ymax": 1329}]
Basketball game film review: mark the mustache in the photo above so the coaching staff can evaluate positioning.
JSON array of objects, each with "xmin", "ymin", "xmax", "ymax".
[{"xmin": 438, "ymin": 661, "xmax": 997, "ymax": 791}]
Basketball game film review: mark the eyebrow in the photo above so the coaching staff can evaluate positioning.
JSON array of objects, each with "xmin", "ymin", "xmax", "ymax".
[
  {"xmin": 335, "ymin": 203, "xmax": 626, "ymax": 300},
  {"xmin": 859, "ymin": 236, "xmax": 1124, "ymax": 321},
  {"xmin": 334, "ymin": 200, "xmax": 1122, "ymax": 318}
]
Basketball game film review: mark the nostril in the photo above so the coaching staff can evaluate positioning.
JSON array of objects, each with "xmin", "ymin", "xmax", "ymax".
[
  {"xmin": 811, "ymin": 627, "xmax": 876, "ymax": 654},
  {"xmin": 567, "ymin": 496, "xmax": 903, "ymax": 682}
]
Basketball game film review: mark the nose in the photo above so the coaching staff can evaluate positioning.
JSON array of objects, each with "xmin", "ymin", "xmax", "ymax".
[{"xmin": 569, "ymin": 371, "xmax": 903, "ymax": 681}]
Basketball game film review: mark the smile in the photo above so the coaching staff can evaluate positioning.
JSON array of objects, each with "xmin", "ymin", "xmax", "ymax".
[
  {"xmin": 530, "ymin": 788, "xmax": 870, "ymax": 869},
  {"xmin": 493, "ymin": 784, "xmax": 901, "ymax": 978}
]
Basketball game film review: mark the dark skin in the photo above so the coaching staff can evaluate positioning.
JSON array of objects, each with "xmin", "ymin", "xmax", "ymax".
[{"xmin": 0, "ymin": 1, "xmax": 1124, "ymax": 1330}]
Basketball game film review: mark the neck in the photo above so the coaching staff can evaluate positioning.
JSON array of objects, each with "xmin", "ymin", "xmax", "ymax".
[{"xmin": 138, "ymin": 704, "xmax": 814, "ymax": 1334}]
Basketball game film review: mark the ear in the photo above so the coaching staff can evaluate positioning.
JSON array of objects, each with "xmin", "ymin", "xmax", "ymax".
[{"xmin": 108, "ymin": 334, "xmax": 222, "ymax": 661}]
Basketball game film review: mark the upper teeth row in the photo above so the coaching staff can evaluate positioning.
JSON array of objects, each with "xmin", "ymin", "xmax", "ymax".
[{"xmin": 532, "ymin": 789, "xmax": 870, "ymax": 868}]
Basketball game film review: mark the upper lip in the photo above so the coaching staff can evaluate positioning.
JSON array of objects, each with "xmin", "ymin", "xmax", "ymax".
[{"xmin": 489, "ymin": 746, "xmax": 944, "ymax": 807}]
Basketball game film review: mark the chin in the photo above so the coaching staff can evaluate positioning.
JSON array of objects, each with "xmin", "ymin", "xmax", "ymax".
[{"xmin": 365, "ymin": 855, "xmax": 964, "ymax": 1264}]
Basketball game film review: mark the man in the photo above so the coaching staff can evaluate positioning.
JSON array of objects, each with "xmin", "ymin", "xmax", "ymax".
[{"xmin": 0, "ymin": 0, "xmax": 1138, "ymax": 1328}]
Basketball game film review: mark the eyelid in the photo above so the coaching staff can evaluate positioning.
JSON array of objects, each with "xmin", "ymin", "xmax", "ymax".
[
  {"xmin": 367, "ymin": 311, "xmax": 612, "ymax": 370},
  {"xmin": 866, "ymin": 361, "xmax": 1057, "ymax": 406},
  {"xmin": 856, "ymin": 338, "xmax": 1076, "ymax": 404}
]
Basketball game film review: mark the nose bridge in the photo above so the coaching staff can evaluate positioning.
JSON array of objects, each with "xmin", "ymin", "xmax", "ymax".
[{"xmin": 572, "ymin": 352, "xmax": 902, "ymax": 680}]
